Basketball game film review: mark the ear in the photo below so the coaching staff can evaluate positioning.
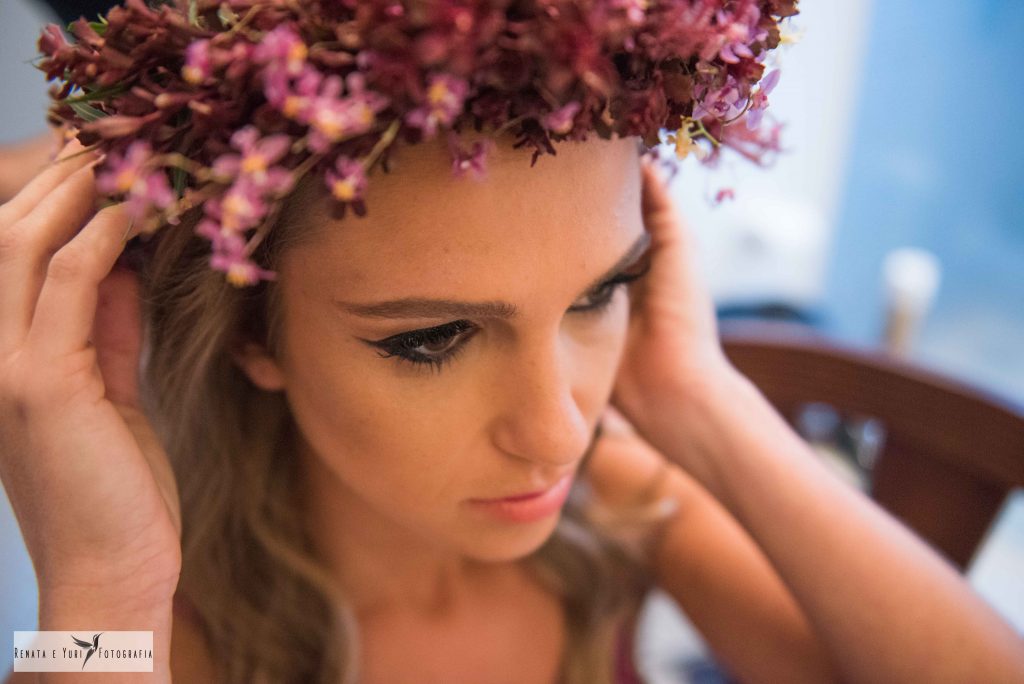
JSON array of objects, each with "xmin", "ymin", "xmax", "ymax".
[{"xmin": 231, "ymin": 341, "xmax": 286, "ymax": 392}]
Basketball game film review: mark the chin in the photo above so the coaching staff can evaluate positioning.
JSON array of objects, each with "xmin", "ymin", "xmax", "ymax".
[{"xmin": 460, "ymin": 511, "xmax": 564, "ymax": 564}]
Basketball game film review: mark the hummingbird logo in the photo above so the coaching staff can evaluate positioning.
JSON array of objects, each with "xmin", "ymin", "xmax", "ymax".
[{"xmin": 70, "ymin": 633, "xmax": 103, "ymax": 670}]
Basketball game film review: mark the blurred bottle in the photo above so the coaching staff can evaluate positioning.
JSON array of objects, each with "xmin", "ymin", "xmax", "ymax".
[{"xmin": 881, "ymin": 247, "xmax": 942, "ymax": 356}]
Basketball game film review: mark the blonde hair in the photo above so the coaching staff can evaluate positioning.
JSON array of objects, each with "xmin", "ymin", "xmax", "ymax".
[{"xmin": 138, "ymin": 150, "xmax": 673, "ymax": 683}]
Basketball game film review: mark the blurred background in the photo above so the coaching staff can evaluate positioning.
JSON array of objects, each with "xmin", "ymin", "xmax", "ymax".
[{"xmin": 2, "ymin": 0, "xmax": 1022, "ymax": 680}]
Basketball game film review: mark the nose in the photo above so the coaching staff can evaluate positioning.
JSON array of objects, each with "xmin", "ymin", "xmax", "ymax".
[{"xmin": 489, "ymin": 333, "xmax": 593, "ymax": 470}]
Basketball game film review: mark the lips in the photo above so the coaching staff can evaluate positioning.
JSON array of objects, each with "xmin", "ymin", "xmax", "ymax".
[
  {"xmin": 471, "ymin": 476, "xmax": 568, "ymax": 503},
  {"xmin": 467, "ymin": 473, "xmax": 575, "ymax": 524}
]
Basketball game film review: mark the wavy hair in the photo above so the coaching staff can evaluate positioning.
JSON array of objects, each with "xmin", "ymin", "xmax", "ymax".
[{"xmin": 137, "ymin": 137, "xmax": 675, "ymax": 684}]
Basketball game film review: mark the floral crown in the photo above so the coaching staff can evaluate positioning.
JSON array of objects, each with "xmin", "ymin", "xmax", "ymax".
[{"xmin": 35, "ymin": 0, "xmax": 798, "ymax": 288}]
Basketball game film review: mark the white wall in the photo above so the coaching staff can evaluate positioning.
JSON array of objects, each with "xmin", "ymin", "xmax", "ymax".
[
  {"xmin": 0, "ymin": 0, "xmax": 56, "ymax": 143},
  {"xmin": 668, "ymin": 0, "xmax": 875, "ymax": 309}
]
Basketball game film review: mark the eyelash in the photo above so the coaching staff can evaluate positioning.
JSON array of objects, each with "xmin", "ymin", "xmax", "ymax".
[{"xmin": 370, "ymin": 261, "xmax": 652, "ymax": 374}]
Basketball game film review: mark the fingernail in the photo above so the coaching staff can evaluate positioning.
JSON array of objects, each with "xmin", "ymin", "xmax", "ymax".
[{"xmin": 121, "ymin": 218, "xmax": 137, "ymax": 244}]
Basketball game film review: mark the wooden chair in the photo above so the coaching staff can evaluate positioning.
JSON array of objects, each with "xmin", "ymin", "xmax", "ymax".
[{"xmin": 719, "ymin": 320, "xmax": 1024, "ymax": 571}]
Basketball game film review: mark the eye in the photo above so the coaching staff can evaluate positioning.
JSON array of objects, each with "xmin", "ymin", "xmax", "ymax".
[
  {"xmin": 368, "ymin": 320, "xmax": 478, "ymax": 374},
  {"xmin": 568, "ymin": 259, "xmax": 652, "ymax": 315}
]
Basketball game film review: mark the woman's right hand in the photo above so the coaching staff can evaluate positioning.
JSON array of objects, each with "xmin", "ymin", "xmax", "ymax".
[{"xmin": 0, "ymin": 137, "xmax": 181, "ymax": 614}]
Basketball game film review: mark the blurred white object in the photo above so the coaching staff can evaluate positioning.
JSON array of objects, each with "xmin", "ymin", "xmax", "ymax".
[
  {"xmin": 881, "ymin": 247, "xmax": 942, "ymax": 355},
  {"xmin": 695, "ymin": 194, "xmax": 830, "ymax": 309}
]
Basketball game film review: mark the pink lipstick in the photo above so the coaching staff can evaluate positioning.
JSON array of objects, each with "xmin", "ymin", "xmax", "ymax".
[{"xmin": 468, "ymin": 473, "xmax": 574, "ymax": 523}]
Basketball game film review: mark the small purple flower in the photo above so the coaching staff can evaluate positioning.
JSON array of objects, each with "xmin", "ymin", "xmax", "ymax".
[
  {"xmin": 302, "ymin": 73, "xmax": 390, "ymax": 153},
  {"xmin": 262, "ymin": 63, "xmax": 323, "ymax": 122},
  {"xmin": 307, "ymin": 99, "xmax": 379, "ymax": 153},
  {"xmin": 214, "ymin": 241, "xmax": 277, "ymax": 287},
  {"xmin": 194, "ymin": 219, "xmax": 244, "ymax": 261},
  {"xmin": 542, "ymin": 101, "xmax": 582, "ymax": 135},
  {"xmin": 196, "ymin": 208, "xmax": 277, "ymax": 287},
  {"xmin": 745, "ymin": 69, "xmax": 780, "ymax": 130},
  {"xmin": 405, "ymin": 73, "xmax": 469, "ymax": 138},
  {"xmin": 715, "ymin": 8, "xmax": 767, "ymax": 64},
  {"xmin": 203, "ymin": 180, "xmax": 269, "ymax": 233},
  {"xmin": 325, "ymin": 156, "xmax": 368, "ymax": 201},
  {"xmin": 211, "ymin": 125, "xmax": 295, "ymax": 194},
  {"xmin": 448, "ymin": 134, "xmax": 494, "ymax": 180},
  {"xmin": 252, "ymin": 25, "xmax": 308, "ymax": 77},
  {"xmin": 94, "ymin": 140, "xmax": 175, "ymax": 223},
  {"xmin": 195, "ymin": 218, "xmax": 275, "ymax": 286},
  {"xmin": 182, "ymin": 39, "xmax": 212, "ymax": 85},
  {"xmin": 693, "ymin": 76, "xmax": 746, "ymax": 121}
]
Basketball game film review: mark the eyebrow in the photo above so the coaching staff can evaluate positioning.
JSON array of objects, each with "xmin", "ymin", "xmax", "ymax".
[{"xmin": 334, "ymin": 231, "xmax": 651, "ymax": 320}]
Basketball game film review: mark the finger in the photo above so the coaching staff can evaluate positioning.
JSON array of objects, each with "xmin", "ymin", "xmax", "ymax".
[
  {"xmin": 630, "ymin": 161, "xmax": 696, "ymax": 303},
  {"xmin": 639, "ymin": 160, "xmax": 688, "ymax": 251},
  {"xmin": 0, "ymin": 137, "xmax": 101, "ymax": 224},
  {"xmin": 0, "ymin": 163, "xmax": 106, "ymax": 352},
  {"xmin": 27, "ymin": 204, "xmax": 139, "ymax": 360},
  {"xmin": 600, "ymin": 404, "xmax": 636, "ymax": 437}
]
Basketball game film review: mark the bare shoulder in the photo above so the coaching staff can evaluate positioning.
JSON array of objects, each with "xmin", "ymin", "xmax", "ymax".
[{"xmin": 171, "ymin": 594, "xmax": 220, "ymax": 683}]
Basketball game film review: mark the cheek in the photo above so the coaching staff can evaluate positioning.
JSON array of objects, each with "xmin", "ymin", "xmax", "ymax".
[
  {"xmin": 282, "ymin": 331, "xmax": 473, "ymax": 510},
  {"xmin": 570, "ymin": 294, "xmax": 632, "ymax": 382}
]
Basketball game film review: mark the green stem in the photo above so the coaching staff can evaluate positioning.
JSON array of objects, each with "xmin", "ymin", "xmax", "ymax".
[{"xmin": 361, "ymin": 119, "xmax": 402, "ymax": 171}]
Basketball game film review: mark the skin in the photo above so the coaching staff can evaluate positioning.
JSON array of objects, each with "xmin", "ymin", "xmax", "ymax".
[
  {"xmin": 233, "ymin": 130, "xmax": 651, "ymax": 618},
  {"xmin": 0, "ymin": 128, "xmax": 66, "ymax": 205},
  {"xmin": 4, "ymin": 130, "xmax": 1021, "ymax": 683}
]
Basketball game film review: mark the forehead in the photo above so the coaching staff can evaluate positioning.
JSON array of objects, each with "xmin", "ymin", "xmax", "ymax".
[{"xmin": 285, "ymin": 134, "xmax": 644, "ymax": 301}]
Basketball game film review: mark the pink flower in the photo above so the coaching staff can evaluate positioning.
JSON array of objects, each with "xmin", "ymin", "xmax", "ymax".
[
  {"xmin": 211, "ymin": 234, "xmax": 277, "ymax": 286},
  {"xmin": 325, "ymin": 156, "xmax": 368, "ymax": 202},
  {"xmin": 542, "ymin": 102, "xmax": 582, "ymax": 135},
  {"xmin": 714, "ymin": 7, "xmax": 768, "ymax": 64},
  {"xmin": 303, "ymin": 73, "xmax": 390, "ymax": 153},
  {"xmin": 196, "ymin": 214, "xmax": 277, "ymax": 287},
  {"xmin": 211, "ymin": 125, "xmax": 295, "ymax": 195},
  {"xmin": 745, "ymin": 68, "xmax": 780, "ymax": 130},
  {"xmin": 182, "ymin": 39, "xmax": 212, "ymax": 85},
  {"xmin": 202, "ymin": 180, "xmax": 269, "ymax": 233},
  {"xmin": 264, "ymin": 63, "xmax": 323, "ymax": 121},
  {"xmin": 94, "ymin": 140, "xmax": 174, "ymax": 223},
  {"xmin": 714, "ymin": 187, "xmax": 735, "ymax": 204},
  {"xmin": 405, "ymin": 73, "xmax": 469, "ymax": 138},
  {"xmin": 693, "ymin": 76, "xmax": 746, "ymax": 121},
  {"xmin": 447, "ymin": 134, "xmax": 494, "ymax": 180},
  {"xmin": 252, "ymin": 25, "xmax": 308, "ymax": 77}
]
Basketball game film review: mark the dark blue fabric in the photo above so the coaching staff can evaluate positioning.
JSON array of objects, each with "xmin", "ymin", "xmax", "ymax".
[{"xmin": 30, "ymin": 0, "xmax": 118, "ymax": 26}]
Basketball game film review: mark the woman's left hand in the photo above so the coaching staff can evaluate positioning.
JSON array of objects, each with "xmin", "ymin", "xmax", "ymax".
[{"xmin": 610, "ymin": 159, "xmax": 736, "ymax": 432}]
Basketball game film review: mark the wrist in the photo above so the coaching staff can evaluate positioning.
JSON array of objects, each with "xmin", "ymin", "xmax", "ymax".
[
  {"xmin": 37, "ymin": 588, "xmax": 173, "ymax": 683},
  {"xmin": 636, "ymin": 362, "xmax": 780, "ymax": 500},
  {"xmin": 39, "ymin": 578, "xmax": 176, "ymax": 632}
]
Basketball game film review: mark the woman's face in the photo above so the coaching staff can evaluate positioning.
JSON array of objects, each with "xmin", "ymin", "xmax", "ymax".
[{"xmin": 240, "ymin": 132, "xmax": 649, "ymax": 563}]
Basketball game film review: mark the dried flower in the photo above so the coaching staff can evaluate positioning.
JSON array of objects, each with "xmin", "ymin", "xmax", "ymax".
[{"xmin": 34, "ymin": 0, "xmax": 799, "ymax": 287}]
